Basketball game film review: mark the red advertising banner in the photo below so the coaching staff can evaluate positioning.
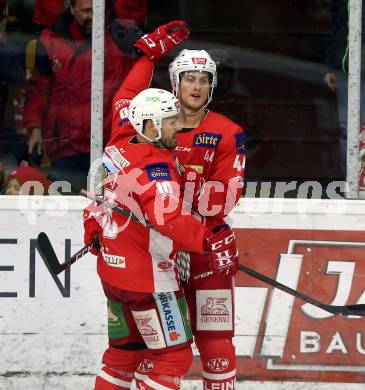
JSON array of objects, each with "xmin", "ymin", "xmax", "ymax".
[{"xmin": 189, "ymin": 228, "xmax": 365, "ymax": 383}]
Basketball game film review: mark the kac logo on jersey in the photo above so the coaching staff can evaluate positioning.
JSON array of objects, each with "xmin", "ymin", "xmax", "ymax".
[
  {"xmin": 146, "ymin": 163, "xmax": 172, "ymax": 181},
  {"xmin": 193, "ymin": 132, "xmax": 221, "ymax": 148},
  {"xmin": 235, "ymin": 132, "xmax": 245, "ymax": 154}
]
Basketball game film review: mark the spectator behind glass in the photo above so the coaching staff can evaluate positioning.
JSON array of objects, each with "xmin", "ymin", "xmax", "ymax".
[
  {"xmin": 0, "ymin": 1, "xmax": 27, "ymax": 185},
  {"xmin": 2, "ymin": 165, "xmax": 51, "ymax": 195},
  {"xmin": 324, "ymin": 0, "xmax": 365, "ymax": 184},
  {"xmin": 22, "ymin": 0, "xmax": 147, "ymax": 188},
  {"xmin": 32, "ymin": 0, "xmax": 66, "ymax": 28},
  {"xmin": 0, "ymin": 160, "xmax": 4, "ymax": 191}
]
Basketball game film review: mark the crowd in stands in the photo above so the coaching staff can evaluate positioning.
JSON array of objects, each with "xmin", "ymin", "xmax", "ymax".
[{"xmin": 0, "ymin": 0, "xmax": 147, "ymax": 194}]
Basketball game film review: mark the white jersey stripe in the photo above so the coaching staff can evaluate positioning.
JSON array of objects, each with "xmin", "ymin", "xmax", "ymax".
[
  {"xmin": 134, "ymin": 372, "xmax": 176, "ymax": 390},
  {"xmin": 202, "ymin": 368, "xmax": 236, "ymax": 380},
  {"xmin": 98, "ymin": 369, "xmax": 132, "ymax": 388},
  {"xmin": 149, "ymin": 227, "xmax": 178, "ymax": 292}
]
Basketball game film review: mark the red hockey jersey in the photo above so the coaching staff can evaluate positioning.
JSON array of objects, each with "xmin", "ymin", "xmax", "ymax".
[
  {"xmin": 97, "ymin": 57, "xmax": 210, "ymax": 293},
  {"xmin": 110, "ymin": 56, "xmax": 245, "ymax": 230},
  {"xmin": 175, "ymin": 112, "xmax": 245, "ymax": 230}
]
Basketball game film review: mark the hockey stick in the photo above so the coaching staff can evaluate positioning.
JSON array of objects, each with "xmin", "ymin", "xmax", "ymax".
[
  {"xmin": 238, "ymin": 263, "xmax": 365, "ymax": 316},
  {"xmin": 45, "ymin": 175, "xmax": 365, "ymax": 315},
  {"xmin": 47, "ymin": 173, "xmax": 147, "ymax": 226},
  {"xmin": 37, "ymin": 232, "xmax": 99, "ymax": 274},
  {"xmin": 37, "ymin": 175, "xmax": 151, "ymax": 274}
]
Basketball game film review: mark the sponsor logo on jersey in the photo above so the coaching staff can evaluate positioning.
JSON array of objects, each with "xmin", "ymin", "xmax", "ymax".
[
  {"xmin": 154, "ymin": 292, "xmax": 187, "ymax": 346},
  {"xmin": 205, "ymin": 379, "xmax": 235, "ymax": 389},
  {"xmin": 114, "ymin": 98, "xmax": 130, "ymax": 112},
  {"xmin": 197, "ymin": 290, "xmax": 233, "ymax": 331},
  {"xmin": 102, "ymin": 252, "xmax": 126, "ymax": 268},
  {"xmin": 192, "ymin": 57, "xmax": 207, "ymax": 65},
  {"xmin": 136, "ymin": 317, "xmax": 158, "ymax": 336},
  {"xmin": 157, "ymin": 261, "xmax": 174, "ymax": 271},
  {"xmin": 193, "ymin": 132, "xmax": 221, "ymax": 148},
  {"xmin": 138, "ymin": 359, "xmax": 153, "ymax": 373},
  {"xmin": 183, "ymin": 164, "xmax": 204, "ymax": 174},
  {"xmin": 105, "ymin": 146, "xmax": 130, "ymax": 170},
  {"xmin": 103, "ymin": 153, "xmax": 120, "ymax": 176},
  {"xmin": 207, "ymin": 358, "xmax": 230, "ymax": 372},
  {"xmin": 146, "ymin": 162, "xmax": 172, "ymax": 181},
  {"xmin": 235, "ymin": 132, "xmax": 245, "ymax": 154},
  {"xmin": 132, "ymin": 309, "xmax": 166, "ymax": 349}
]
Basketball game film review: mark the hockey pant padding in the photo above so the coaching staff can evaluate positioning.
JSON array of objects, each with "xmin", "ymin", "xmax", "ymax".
[
  {"xmin": 95, "ymin": 347, "xmax": 147, "ymax": 389},
  {"xmin": 133, "ymin": 345, "xmax": 193, "ymax": 389},
  {"xmin": 195, "ymin": 337, "xmax": 236, "ymax": 390}
]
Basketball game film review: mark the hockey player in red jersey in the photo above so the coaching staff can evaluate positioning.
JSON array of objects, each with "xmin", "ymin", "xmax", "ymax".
[
  {"xmin": 168, "ymin": 48, "xmax": 245, "ymax": 390},
  {"xmin": 84, "ymin": 21, "xmax": 240, "ymax": 390},
  {"xmin": 98, "ymin": 21, "xmax": 244, "ymax": 389},
  {"xmin": 129, "ymin": 27, "xmax": 245, "ymax": 388}
]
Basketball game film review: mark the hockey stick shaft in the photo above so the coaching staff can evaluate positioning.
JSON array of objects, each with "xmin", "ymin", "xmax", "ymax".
[
  {"xmin": 239, "ymin": 263, "xmax": 365, "ymax": 316},
  {"xmin": 57, "ymin": 239, "xmax": 97, "ymax": 273},
  {"xmin": 47, "ymin": 173, "xmax": 145, "ymax": 224},
  {"xmin": 45, "ymin": 175, "xmax": 365, "ymax": 315}
]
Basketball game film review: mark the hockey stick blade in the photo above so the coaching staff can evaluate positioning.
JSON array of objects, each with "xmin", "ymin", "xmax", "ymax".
[
  {"xmin": 37, "ymin": 232, "xmax": 98, "ymax": 274},
  {"xmin": 37, "ymin": 232, "xmax": 63, "ymax": 274},
  {"xmin": 239, "ymin": 264, "xmax": 365, "ymax": 316}
]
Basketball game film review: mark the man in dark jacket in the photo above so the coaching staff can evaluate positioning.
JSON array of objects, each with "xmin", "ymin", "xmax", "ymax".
[{"xmin": 23, "ymin": 0, "xmax": 147, "ymax": 184}]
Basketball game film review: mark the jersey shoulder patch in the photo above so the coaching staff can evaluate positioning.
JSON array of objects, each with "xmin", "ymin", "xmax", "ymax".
[
  {"xmin": 114, "ymin": 98, "xmax": 130, "ymax": 112},
  {"xmin": 145, "ymin": 162, "xmax": 172, "ymax": 181},
  {"xmin": 105, "ymin": 145, "xmax": 131, "ymax": 169}
]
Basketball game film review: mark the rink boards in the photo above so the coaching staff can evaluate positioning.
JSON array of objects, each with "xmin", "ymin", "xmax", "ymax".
[{"xmin": 1, "ymin": 195, "xmax": 365, "ymax": 389}]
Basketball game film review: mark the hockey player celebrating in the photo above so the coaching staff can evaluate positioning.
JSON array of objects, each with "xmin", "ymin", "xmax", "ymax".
[
  {"xmin": 168, "ymin": 49, "xmax": 245, "ymax": 390},
  {"xmin": 83, "ymin": 21, "xmax": 240, "ymax": 390},
  {"xmin": 111, "ymin": 23, "xmax": 245, "ymax": 389}
]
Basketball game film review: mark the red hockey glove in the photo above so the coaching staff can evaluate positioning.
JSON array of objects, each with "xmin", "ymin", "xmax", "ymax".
[
  {"xmin": 83, "ymin": 202, "xmax": 104, "ymax": 256},
  {"xmin": 134, "ymin": 20, "xmax": 189, "ymax": 62},
  {"xmin": 204, "ymin": 224, "xmax": 239, "ymax": 276}
]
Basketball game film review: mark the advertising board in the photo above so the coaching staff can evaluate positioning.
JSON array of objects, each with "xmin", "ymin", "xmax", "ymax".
[{"xmin": 1, "ymin": 196, "xmax": 365, "ymax": 389}]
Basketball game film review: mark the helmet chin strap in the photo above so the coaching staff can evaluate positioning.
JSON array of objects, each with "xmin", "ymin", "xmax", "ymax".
[{"xmin": 184, "ymin": 105, "xmax": 207, "ymax": 117}]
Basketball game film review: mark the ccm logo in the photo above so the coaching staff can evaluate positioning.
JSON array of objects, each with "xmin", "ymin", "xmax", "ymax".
[{"xmin": 211, "ymin": 233, "xmax": 235, "ymax": 250}]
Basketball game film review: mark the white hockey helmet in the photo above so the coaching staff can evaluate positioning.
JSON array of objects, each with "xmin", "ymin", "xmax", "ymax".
[
  {"xmin": 128, "ymin": 88, "xmax": 181, "ymax": 143},
  {"xmin": 169, "ymin": 49, "xmax": 217, "ymax": 106}
]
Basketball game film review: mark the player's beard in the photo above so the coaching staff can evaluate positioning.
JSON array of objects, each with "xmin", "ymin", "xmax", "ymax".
[{"xmin": 160, "ymin": 135, "xmax": 177, "ymax": 150}]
